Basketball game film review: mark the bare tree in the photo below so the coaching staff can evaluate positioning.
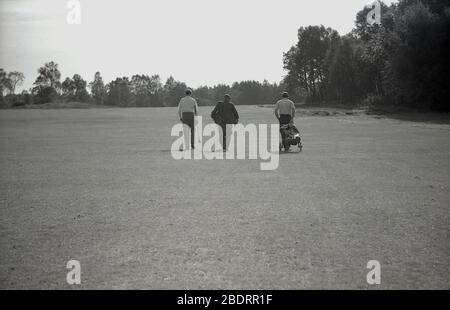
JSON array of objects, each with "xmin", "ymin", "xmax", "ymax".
[{"xmin": 6, "ymin": 71, "xmax": 25, "ymax": 95}]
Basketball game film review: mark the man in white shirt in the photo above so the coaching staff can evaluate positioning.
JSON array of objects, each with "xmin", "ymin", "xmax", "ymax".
[
  {"xmin": 274, "ymin": 92, "xmax": 296, "ymax": 125},
  {"xmin": 178, "ymin": 89, "xmax": 198, "ymax": 150}
]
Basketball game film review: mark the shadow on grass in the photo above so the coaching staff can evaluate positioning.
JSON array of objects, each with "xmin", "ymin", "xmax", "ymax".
[
  {"xmin": 160, "ymin": 149, "xmax": 304, "ymax": 156},
  {"xmin": 363, "ymin": 104, "xmax": 450, "ymax": 124},
  {"xmin": 260, "ymin": 101, "xmax": 450, "ymax": 125},
  {"xmin": 369, "ymin": 112, "xmax": 450, "ymax": 125},
  {"xmin": 279, "ymin": 150, "xmax": 303, "ymax": 155}
]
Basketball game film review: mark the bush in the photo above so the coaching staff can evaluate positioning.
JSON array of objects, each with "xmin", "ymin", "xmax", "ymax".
[
  {"xmin": 33, "ymin": 86, "xmax": 58, "ymax": 104},
  {"xmin": 362, "ymin": 94, "xmax": 384, "ymax": 108}
]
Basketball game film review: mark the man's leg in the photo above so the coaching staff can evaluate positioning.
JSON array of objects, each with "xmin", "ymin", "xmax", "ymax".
[
  {"xmin": 180, "ymin": 122, "xmax": 189, "ymax": 151},
  {"xmin": 279, "ymin": 115, "xmax": 292, "ymax": 151},
  {"xmin": 221, "ymin": 124, "xmax": 227, "ymax": 151},
  {"xmin": 182, "ymin": 112, "xmax": 195, "ymax": 149},
  {"xmin": 190, "ymin": 123, "xmax": 195, "ymax": 149}
]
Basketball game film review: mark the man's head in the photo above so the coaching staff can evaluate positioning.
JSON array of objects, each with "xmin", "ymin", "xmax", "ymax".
[
  {"xmin": 282, "ymin": 92, "xmax": 289, "ymax": 99},
  {"xmin": 185, "ymin": 89, "xmax": 193, "ymax": 96},
  {"xmin": 224, "ymin": 94, "xmax": 231, "ymax": 103}
]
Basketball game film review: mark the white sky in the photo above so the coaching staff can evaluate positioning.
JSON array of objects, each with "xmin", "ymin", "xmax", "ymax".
[{"xmin": 0, "ymin": 0, "xmax": 397, "ymax": 91}]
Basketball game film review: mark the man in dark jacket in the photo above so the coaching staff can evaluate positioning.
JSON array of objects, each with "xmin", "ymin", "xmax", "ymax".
[{"xmin": 211, "ymin": 94, "xmax": 239, "ymax": 152}]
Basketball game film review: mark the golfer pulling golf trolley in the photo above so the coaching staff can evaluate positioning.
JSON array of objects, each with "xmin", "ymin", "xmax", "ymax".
[{"xmin": 275, "ymin": 92, "xmax": 303, "ymax": 153}]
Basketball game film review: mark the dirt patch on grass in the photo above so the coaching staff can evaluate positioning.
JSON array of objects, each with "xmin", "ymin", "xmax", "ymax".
[{"xmin": 6, "ymin": 102, "xmax": 111, "ymax": 109}]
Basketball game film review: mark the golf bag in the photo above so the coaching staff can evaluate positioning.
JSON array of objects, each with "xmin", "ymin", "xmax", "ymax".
[{"xmin": 280, "ymin": 124, "xmax": 302, "ymax": 152}]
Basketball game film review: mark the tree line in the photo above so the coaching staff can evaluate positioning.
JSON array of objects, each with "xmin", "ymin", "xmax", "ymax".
[
  {"xmin": 283, "ymin": 0, "xmax": 449, "ymax": 111},
  {"xmin": 0, "ymin": 63, "xmax": 285, "ymax": 108},
  {"xmin": 1, "ymin": 0, "xmax": 448, "ymax": 111}
]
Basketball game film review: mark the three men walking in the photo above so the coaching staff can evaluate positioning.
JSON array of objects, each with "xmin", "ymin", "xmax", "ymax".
[{"xmin": 177, "ymin": 89, "xmax": 295, "ymax": 151}]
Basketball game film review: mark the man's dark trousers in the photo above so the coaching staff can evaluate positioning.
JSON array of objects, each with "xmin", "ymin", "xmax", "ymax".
[
  {"xmin": 279, "ymin": 114, "xmax": 292, "ymax": 126},
  {"xmin": 221, "ymin": 124, "xmax": 227, "ymax": 151},
  {"xmin": 182, "ymin": 112, "xmax": 195, "ymax": 149},
  {"xmin": 279, "ymin": 114, "xmax": 292, "ymax": 144}
]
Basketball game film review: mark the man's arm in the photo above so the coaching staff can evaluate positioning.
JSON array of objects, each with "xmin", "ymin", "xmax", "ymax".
[
  {"xmin": 290, "ymin": 101, "xmax": 296, "ymax": 123},
  {"xmin": 194, "ymin": 100, "xmax": 198, "ymax": 116},
  {"xmin": 274, "ymin": 102, "xmax": 280, "ymax": 120},
  {"xmin": 178, "ymin": 100, "xmax": 183, "ymax": 120},
  {"xmin": 211, "ymin": 103, "xmax": 218, "ymax": 119},
  {"xmin": 232, "ymin": 104, "xmax": 239, "ymax": 122}
]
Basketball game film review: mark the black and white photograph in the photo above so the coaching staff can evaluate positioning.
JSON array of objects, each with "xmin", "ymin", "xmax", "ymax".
[{"xmin": 0, "ymin": 0, "xmax": 449, "ymax": 305}]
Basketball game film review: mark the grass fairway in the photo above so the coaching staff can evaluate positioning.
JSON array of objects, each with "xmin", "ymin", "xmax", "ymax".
[{"xmin": 0, "ymin": 106, "xmax": 449, "ymax": 289}]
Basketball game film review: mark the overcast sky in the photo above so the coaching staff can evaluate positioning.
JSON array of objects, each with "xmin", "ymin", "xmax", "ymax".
[{"xmin": 0, "ymin": 0, "xmax": 397, "ymax": 91}]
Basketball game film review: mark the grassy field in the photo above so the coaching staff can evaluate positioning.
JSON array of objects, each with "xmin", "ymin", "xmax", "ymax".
[{"xmin": 0, "ymin": 106, "xmax": 449, "ymax": 289}]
